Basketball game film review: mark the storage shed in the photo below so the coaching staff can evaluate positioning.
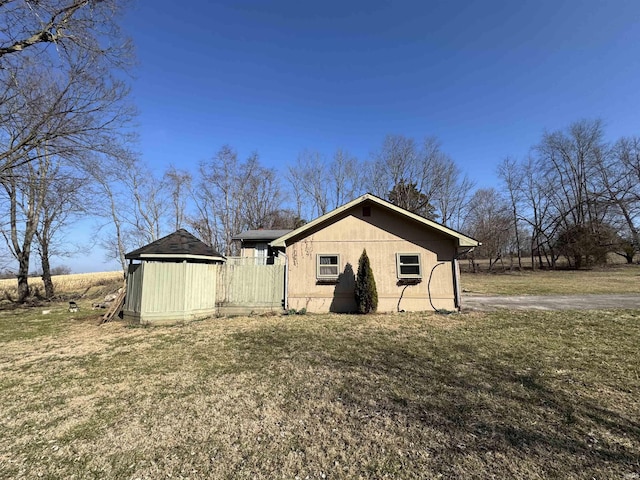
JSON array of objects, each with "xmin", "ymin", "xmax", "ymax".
[{"xmin": 123, "ymin": 229, "xmax": 225, "ymax": 325}]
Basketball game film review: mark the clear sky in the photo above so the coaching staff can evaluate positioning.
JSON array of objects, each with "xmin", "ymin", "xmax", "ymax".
[
  {"xmin": 62, "ymin": 0, "xmax": 640, "ymax": 272},
  {"xmin": 123, "ymin": 0, "xmax": 640, "ymax": 187}
]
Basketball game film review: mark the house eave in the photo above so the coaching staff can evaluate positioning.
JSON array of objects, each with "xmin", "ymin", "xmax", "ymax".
[{"xmin": 271, "ymin": 193, "xmax": 480, "ymax": 248}]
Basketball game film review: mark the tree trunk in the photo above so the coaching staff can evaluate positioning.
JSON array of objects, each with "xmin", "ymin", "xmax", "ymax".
[
  {"xmin": 16, "ymin": 255, "xmax": 30, "ymax": 303},
  {"xmin": 40, "ymin": 243, "xmax": 55, "ymax": 299}
]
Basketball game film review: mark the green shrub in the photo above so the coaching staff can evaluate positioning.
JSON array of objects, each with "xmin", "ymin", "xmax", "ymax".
[{"xmin": 355, "ymin": 249, "xmax": 378, "ymax": 313}]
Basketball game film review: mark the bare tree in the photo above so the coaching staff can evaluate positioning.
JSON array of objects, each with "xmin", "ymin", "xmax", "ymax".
[
  {"xmin": 330, "ymin": 148, "xmax": 363, "ymax": 209},
  {"xmin": 0, "ymin": 151, "xmax": 50, "ymax": 301},
  {"xmin": 191, "ymin": 146, "xmax": 285, "ymax": 255},
  {"xmin": 242, "ymin": 157, "xmax": 285, "ymax": 229},
  {"xmin": 286, "ymin": 148, "xmax": 363, "ymax": 221},
  {"xmin": 86, "ymin": 149, "xmax": 138, "ymax": 273},
  {"xmin": 0, "ymin": 0, "xmax": 132, "ymax": 62},
  {"xmin": 35, "ymin": 165, "xmax": 86, "ymax": 297},
  {"xmin": 464, "ymin": 188, "xmax": 513, "ymax": 271},
  {"xmin": 0, "ymin": 0, "xmax": 134, "ymax": 291},
  {"xmin": 497, "ymin": 157, "xmax": 524, "ymax": 269},
  {"xmin": 127, "ymin": 166, "xmax": 169, "ymax": 245},
  {"xmin": 536, "ymin": 119, "xmax": 611, "ymax": 267},
  {"xmin": 0, "ymin": 0, "xmax": 134, "ymax": 176},
  {"xmin": 288, "ymin": 150, "xmax": 330, "ymax": 219},
  {"xmin": 371, "ymin": 134, "xmax": 474, "ymax": 225},
  {"xmin": 164, "ymin": 165, "xmax": 192, "ymax": 232},
  {"xmin": 598, "ymin": 137, "xmax": 640, "ymax": 262}
]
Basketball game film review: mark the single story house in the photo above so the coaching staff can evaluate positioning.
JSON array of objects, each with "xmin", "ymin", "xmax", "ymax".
[{"xmin": 270, "ymin": 193, "xmax": 480, "ymax": 313}]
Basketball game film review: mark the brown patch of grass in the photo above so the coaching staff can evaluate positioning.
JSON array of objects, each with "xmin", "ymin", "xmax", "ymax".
[
  {"xmin": 461, "ymin": 264, "xmax": 640, "ymax": 295},
  {"xmin": 0, "ymin": 308, "xmax": 639, "ymax": 478}
]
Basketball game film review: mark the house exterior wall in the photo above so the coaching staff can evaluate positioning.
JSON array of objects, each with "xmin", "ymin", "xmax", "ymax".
[
  {"xmin": 239, "ymin": 243, "xmax": 257, "ymax": 258},
  {"xmin": 285, "ymin": 206, "xmax": 458, "ymax": 313},
  {"xmin": 239, "ymin": 242, "xmax": 269, "ymax": 264}
]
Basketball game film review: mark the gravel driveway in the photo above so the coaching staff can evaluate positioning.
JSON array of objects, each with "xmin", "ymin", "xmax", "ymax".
[{"xmin": 462, "ymin": 293, "xmax": 640, "ymax": 311}]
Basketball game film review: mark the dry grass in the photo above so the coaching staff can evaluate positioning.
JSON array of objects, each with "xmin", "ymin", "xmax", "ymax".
[
  {"xmin": 461, "ymin": 264, "xmax": 640, "ymax": 295},
  {"xmin": 0, "ymin": 271, "xmax": 123, "ymax": 302},
  {"xmin": 0, "ymin": 307, "xmax": 639, "ymax": 479}
]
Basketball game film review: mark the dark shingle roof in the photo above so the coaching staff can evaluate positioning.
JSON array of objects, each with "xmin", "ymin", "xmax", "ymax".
[
  {"xmin": 232, "ymin": 229, "xmax": 292, "ymax": 242},
  {"xmin": 125, "ymin": 229, "xmax": 224, "ymax": 260}
]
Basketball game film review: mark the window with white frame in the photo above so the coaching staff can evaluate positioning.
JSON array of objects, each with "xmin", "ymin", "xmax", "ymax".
[
  {"xmin": 255, "ymin": 243, "xmax": 267, "ymax": 265},
  {"xmin": 317, "ymin": 254, "xmax": 340, "ymax": 280},
  {"xmin": 396, "ymin": 253, "xmax": 422, "ymax": 279}
]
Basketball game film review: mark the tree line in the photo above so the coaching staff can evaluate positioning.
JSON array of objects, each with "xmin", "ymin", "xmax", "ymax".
[
  {"xmin": 0, "ymin": 2, "xmax": 638, "ymax": 304},
  {"xmin": 471, "ymin": 119, "xmax": 640, "ymax": 271}
]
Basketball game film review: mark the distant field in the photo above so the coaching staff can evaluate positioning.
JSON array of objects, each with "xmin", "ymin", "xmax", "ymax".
[
  {"xmin": 461, "ymin": 264, "xmax": 640, "ymax": 295},
  {"xmin": 0, "ymin": 309, "xmax": 638, "ymax": 479},
  {"xmin": 0, "ymin": 271, "xmax": 123, "ymax": 301}
]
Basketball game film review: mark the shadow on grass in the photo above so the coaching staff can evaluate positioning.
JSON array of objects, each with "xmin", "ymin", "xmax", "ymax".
[
  {"xmin": 334, "ymin": 342, "xmax": 639, "ymax": 470},
  {"xmin": 227, "ymin": 319, "xmax": 640, "ymax": 476}
]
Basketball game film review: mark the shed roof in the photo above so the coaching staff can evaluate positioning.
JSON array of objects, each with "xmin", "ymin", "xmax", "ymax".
[
  {"xmin": 125, "ymin": 229, "xmax": 225, "ymax": 262},
  {"xmin": 232, "ymin": 229, "xmax": 293, "ymax": 242},
  {"xmin": 270, "ymin": 193, "xmax": 480, "ymax": 248}
]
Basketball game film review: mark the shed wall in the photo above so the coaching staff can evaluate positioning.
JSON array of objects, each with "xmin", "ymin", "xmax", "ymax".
[
  {"xmin": 123, "ymin": 263, "xmax": 143, "ymax": 313},
  {"xmin": 125, "ymin": 261, "xmax": 217, "ymax": 324}
]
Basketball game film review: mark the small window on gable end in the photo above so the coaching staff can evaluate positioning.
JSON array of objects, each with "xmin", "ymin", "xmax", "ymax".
[
  {"xmin": 317, "ymin": 254, "xmax": 340, "ymax": 280},
  {"xmin": 362, "ymin": 206, "xmax": 371, "ymax": 217},
  {"xmin": 397, "ymin": 253, "xmax": 422, "ymax": 279}
]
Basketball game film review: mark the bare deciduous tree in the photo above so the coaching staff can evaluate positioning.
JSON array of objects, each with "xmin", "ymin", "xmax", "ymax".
[
  {"xmin": 286, "ymin": 148, "xmax": 363, "ymax": 222},
  {"xmin": 371, "ymin": 134, "xmax": 474, "ymax": 226},
  {"xmin": 164, "ymin": 165, "xmax": 192, "ymax": 232},
  {"xmin": 0, "ymin": 0, "xmax": 132, "ymax": 62},
  {"xmin": 464, "ymin": 188, "xmax": 512, "ymax": 272},
  {"xmin": 536, "ymin": 119, "xmax": 612, "ymax": 268},
  {"xmin": 498, "ymin": 157, "xmax": 524, "ymax": 269},
  {"xmin": 191, "ymin": 146, "xmax": 285, "ymax": 255}
]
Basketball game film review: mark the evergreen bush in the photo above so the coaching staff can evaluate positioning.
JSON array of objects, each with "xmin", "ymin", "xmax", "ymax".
[{"xmin": 355, "ymin": 249, "xmax": 378, "ymax": 313}]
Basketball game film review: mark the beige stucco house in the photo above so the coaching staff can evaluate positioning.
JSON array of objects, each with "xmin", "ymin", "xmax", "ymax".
[{"xmin": 270, "ymin": 194, "xmax": 480, "ymax": 313}]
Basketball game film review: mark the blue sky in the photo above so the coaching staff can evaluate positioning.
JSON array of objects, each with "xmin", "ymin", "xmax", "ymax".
[
  {"xmin": 58, "ymin": 0, "xmax": 640, "ymax": 272},
  {"xmin": 124, "ymin": 0, "xmax": 640, "ymax": 188}
]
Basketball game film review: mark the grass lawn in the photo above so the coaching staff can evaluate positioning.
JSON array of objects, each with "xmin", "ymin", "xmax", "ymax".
[
  {"xmin": 1, "ymin": 306, "xmax": 639, "ymax": 479},
  {"xmin": 461, "ymin": 264, "xmax": 640, "ymax": 295}
]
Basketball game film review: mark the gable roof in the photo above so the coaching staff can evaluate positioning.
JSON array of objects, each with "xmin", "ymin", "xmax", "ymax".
[
  {"xmin": 270, "ymin": 193, "xmax": 480, "ymax": 248},
  {"xmin": 125, "ymin": 229, "xmax": 225, "ymax": 261},
  {"xmin": 232, "ymin": 229, "xmax": 293, "ymax": 242}
]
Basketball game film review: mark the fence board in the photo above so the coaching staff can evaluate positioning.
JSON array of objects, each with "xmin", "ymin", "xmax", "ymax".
[{"xmin": 216, "ymin": 260, "xmax": 284, "ymax": 314}]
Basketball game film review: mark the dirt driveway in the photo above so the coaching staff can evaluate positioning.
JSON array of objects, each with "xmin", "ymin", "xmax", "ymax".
[{"xmin": 463, "ymin": 293, "xmax": 640, "ymax": 311}]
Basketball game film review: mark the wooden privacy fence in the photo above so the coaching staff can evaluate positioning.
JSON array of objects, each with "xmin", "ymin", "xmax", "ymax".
[
  {"xmin": 123, "ymin": 257, "xmax": 285, "ymax": 324},
  {"xmin": 215, "ymin": 257, "xmax": 285, "ymax": 315}
]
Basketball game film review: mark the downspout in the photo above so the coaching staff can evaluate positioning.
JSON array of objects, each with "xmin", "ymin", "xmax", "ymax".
[{"xmin": 279, "ymin": 250, "xmax": 288, "ymax": 311}]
